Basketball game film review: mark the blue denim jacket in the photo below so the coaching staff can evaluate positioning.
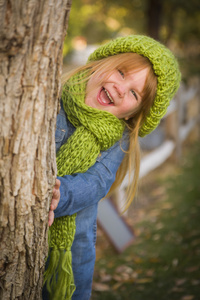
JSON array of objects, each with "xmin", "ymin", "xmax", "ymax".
[{"xmin": 43, "ymin": 101, "xmax": 128, "ymax": 300}]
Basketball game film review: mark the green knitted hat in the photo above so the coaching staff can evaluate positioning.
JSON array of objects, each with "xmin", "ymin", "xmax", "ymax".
[{"xmin": 88, "ymin": 35, "xmax": 181, "ymax": 137}]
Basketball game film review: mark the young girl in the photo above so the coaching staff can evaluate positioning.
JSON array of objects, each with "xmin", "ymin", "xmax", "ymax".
[{"xmin": 43, "ymin": 35, "xmax": 181, "ymax": 300}]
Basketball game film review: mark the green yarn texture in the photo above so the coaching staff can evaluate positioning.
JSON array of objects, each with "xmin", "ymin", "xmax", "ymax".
[
  {"xmin": 43, "ymin": 71, "xmax": 125, "ymax": 300},
  {"xmin": 88, "ymin": 35, "xmax": 181, "ymax": 137}
]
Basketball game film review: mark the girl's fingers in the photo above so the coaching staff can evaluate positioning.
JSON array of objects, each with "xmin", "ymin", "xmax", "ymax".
[
  {"xmin": 48, "ymin": 210, "xmax": 54, "ymax": 227},
  {"xmin": 48, "ymin": 179, "xmax": 61, "ymax": 226},
  {"xmin": 55, "ymin": 179, "xmax": 61, "ymax": 189}
]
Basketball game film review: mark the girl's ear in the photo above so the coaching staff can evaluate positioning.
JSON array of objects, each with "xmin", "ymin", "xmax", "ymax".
[{"xmin": 125, "ymin": 117, "xmax": 129, "ymax": 121}]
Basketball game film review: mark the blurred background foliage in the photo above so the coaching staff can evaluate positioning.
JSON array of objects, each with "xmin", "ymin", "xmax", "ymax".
[{"xmin": 63, "ymin": 0, "xmax": 200, "ymax": 81}]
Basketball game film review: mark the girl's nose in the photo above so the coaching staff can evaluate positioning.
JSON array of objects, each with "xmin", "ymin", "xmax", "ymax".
[{"xmin": 114, "ymin": 83, "xmax": 126, "ymax": 97}]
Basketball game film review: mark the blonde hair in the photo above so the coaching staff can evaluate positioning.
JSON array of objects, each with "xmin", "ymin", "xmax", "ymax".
[{"xmin": 62, "ymin": 53, "xmax": 157, "ymax": 211}]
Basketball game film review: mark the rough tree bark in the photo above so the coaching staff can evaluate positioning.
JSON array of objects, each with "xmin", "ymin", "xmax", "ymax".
[{"xmin": 0, "ymin": 0, "xmax": 72, "ymax": 299}]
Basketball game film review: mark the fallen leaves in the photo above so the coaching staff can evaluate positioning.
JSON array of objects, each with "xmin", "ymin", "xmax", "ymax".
[
  {"xmin": 175, "ymin": 278, "xmax": 187, "ymax": 286},
  {"xmin": 191, "ymin": 279, "xmax": 200, "ymax": 285},
  {"xmin": 185, "ymin": 266, "xmax": 199, "ymax": 273},
  {"xmin": 93, "ymin": 263, "xmax": 154, "ymax": 292},
  {"xmin": 92, "ymin": 282, "xmax": 110, "ymax": 292},
  {"xmin": 172, "ymin": 258, "xmax": 179, "ymax": 267},
  {"xmin": 181, "ymin": 296, "xmax": 195, "ymax": 300},
  {"xmin": 135, "ymin": 278, "xmax": 153, "ymax": 284}
]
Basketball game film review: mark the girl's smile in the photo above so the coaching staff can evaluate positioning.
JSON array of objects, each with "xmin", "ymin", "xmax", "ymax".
[
  {"xmin": 97, "ymin": 87, "xmax": 114, "ymax": 106},
  {"xmin": 85, "ymin": 67, "xmax": 148, "ymax": 119}
]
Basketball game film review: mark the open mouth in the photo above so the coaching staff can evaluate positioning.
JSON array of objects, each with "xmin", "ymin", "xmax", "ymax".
[{"xmin": 97, "ymin": 87, "xmax": 114, "ymax": 106}]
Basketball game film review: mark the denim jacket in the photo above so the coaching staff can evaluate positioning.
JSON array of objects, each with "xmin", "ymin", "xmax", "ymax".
[{"xmin": 44, "ymin": 100, "xmax": 129, "ymax": 300}]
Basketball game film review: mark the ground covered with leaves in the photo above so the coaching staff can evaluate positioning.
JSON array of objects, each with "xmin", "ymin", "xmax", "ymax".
[{"xmin": 91, "ymin": 142, "xmax": 200, "ymax": 300}]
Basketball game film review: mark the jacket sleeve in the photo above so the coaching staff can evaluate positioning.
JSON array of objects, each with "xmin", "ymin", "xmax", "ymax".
[{"xmin": 54, "ymin": 136, "xmax": 129, "ymax": 218}]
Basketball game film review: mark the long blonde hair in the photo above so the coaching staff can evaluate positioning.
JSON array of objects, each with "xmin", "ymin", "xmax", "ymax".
[{"xmin": 62, "ymin": 53, "xmax": 157, "ymax": 211}]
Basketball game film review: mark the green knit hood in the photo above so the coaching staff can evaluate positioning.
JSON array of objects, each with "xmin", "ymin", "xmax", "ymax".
[
  {"xmin": 44, "ymin": 71, "xmax": 125, "ymax": 299},
  {"xmin": 87, "ymin": 35, "xmax": 181, "ymax": 137}
]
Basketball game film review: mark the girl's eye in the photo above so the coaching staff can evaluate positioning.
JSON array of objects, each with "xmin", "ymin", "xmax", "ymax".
[
  {"xmin": 118, "ymin": 70, "xmax": 124, "ymax": 78},
  {"xmin": 131, "ymin": 90, "xmax": 138, "ymax": 100}
]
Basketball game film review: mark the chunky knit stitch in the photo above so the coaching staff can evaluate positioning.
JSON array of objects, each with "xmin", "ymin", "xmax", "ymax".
[
  {"xmin": 44, "ymin": 71, "xmax": 125, "ymax": 300},
  {"xmin": 88, "ymin": 35, "xmax": 181, "ymax": 137}
]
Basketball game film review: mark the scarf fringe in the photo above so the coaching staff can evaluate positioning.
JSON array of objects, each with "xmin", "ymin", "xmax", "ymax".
[
  {"xmin": 44, "ymin": 214, "xmax": 76, "ymax": 300},
  {"xmin": 44, "ymin": 249, "xmax": 76, "ymax": 300}
]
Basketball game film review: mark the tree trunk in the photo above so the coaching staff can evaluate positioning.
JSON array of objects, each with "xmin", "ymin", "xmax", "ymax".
[{"xmin": 0, "ymin": 0, "xmax": 72, "ymax": 299}]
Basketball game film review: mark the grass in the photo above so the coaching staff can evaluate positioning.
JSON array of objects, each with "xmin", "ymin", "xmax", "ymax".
[{"xmin": 91, "ymin": 142, "xmax": 200, "ymax": 300}]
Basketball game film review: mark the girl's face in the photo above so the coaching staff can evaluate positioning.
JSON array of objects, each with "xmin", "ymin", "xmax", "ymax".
[{"xmin": 85, "ymin": 67, "xmax": 148, "ymax": 119}]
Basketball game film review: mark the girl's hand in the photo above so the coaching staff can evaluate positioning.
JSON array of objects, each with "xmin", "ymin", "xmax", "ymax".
[{"xmin": 48, "ymin": 179, "xmax": 61, "ymax": 226}]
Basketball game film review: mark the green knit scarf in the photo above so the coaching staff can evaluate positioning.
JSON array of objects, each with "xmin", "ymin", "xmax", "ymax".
[{"xmin": 43, "ymin": 70, "xmax": 125, "ymax": 300}]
